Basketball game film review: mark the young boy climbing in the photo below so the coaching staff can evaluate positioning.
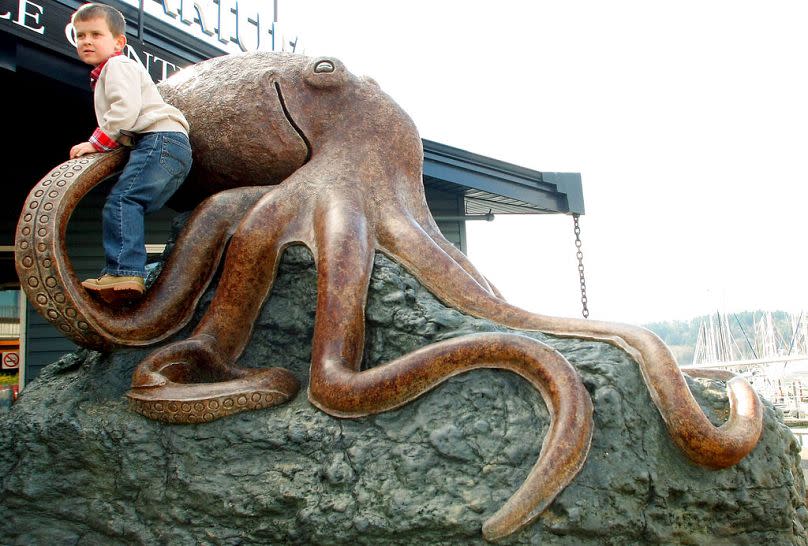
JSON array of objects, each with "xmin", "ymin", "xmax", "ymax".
[{"xmin": 69, "ymin": 3, "xmax": 191, "ymax": 303}]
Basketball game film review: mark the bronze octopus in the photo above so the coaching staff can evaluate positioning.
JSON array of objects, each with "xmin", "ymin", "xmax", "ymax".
[{"xmin": 15, "ymin": 52, "xmax": 763, "ymax": 541}]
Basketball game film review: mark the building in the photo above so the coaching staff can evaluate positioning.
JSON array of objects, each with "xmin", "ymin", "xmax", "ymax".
[{"xmin": 0, "ymin": 0, "xmax": 584, "ymax": 392}]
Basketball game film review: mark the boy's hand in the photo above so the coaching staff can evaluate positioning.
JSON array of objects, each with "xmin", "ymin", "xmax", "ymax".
[{"xmin": 70, "ymin": 142, "xmax": 97, "ymax": 159}]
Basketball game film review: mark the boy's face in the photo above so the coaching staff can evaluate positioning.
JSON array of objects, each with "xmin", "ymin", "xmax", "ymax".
[{"xmin": 73, "ymin": 17, "xmax": 126, "ymax": 66}]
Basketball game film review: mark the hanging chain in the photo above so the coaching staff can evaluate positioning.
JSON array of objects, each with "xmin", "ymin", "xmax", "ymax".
[{"xmin": 572, "ymin": 214, "xmax": 590, "ymax": 318}]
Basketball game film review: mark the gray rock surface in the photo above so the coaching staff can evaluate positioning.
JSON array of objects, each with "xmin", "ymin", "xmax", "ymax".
[{"xmin": 1, "ymin": 244, "xmax": 807, "ymax": 545}]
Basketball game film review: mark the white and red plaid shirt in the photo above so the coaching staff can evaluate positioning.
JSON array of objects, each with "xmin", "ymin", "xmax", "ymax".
[
  {"xmin": 87, "ymin": 53, "xmax": 188, "ymax": 152},
  {"xmin": 88, "ymin": 51, "xmax": 123, "ymax": 152}
]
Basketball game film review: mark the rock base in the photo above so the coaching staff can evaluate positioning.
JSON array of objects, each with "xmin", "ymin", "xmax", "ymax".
[{"xmin": 1, "ymin": 247, "xmax": 806, "ymax": 544}]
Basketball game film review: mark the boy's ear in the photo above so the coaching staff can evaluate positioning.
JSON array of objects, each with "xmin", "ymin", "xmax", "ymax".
[{"xmin": 114, "ymin": 34, "xmax": 127, "ymax": 53}]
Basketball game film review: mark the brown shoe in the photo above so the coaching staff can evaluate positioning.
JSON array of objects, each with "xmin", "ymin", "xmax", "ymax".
[{"xmin": 82, "ymin": 274, "xmax": 145, "ymax": 304}]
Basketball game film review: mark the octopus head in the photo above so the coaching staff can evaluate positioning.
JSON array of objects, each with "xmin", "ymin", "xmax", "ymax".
[
  {"xmin": 161, "ymin": 52, "xmax": 415, "ymax": 208},
  {"xmin": 268, "ymin": 55, "xmax": 395, "ymax": 148},
  {"xmin": 157, "ymin": 53, "xmax": 323, "ymax": 206}
]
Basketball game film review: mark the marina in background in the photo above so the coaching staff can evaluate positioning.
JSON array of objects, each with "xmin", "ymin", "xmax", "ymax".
[{"xmin": 678, "ymin": 310, "xmax": 808, "ymax": 466}]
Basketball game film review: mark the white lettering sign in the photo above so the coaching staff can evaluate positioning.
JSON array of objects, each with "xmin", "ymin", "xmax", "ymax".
[
  {"xmin": 3, "ymin": 0, "xmax": 46, "ymax": 34},
  {"xmin": 235, "ymin": 1, "xmax": 259, "ymax": 52},
  {"xmin": 181, "ymin": 0, "xmax": 216, "ymax": 37},
  {"xmin": 159, "ymin": 0, "xmax": 179, "ymax": 18},
  {"xmin": 115, "ymin": 0, "xmax": 300, "ymax": 54},
  {"xmin": 216, "ymin": 0, "xmax": 236, "ymax": 46},
  {"xmin": 270, "ymin": 22, "xmax": 300, "ymax": 53}
]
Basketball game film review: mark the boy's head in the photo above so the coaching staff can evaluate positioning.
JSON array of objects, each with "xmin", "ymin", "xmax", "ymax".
[{"xmin": 71, "ymin": 3, "xmax": 127, "ymax": 66}]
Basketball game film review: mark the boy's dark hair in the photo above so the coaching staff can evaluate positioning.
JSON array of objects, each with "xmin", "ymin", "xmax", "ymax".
[{"xmin": 72, "ymin": 3, "xmax": 126, "ymax": 38}]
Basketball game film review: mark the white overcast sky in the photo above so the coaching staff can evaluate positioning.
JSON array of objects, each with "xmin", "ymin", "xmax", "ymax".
[{"xmin": 279, "ymin": 1, "xmax": 808, "ymax": 324}]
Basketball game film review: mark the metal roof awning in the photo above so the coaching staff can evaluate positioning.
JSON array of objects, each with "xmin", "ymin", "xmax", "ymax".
[{"xmin": 422, "ymin": 139, "xmax": 584, "ymax": 216}]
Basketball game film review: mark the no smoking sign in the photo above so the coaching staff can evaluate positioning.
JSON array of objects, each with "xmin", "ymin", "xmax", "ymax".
[{"xmin": 2, "ymin": 351, "xmax": 19, "ymax": 370}]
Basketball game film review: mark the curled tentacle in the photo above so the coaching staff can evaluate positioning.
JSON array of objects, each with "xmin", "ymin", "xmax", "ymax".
[
  {"xmin": 127, "ymin": 335, "xmax": 299, "ymax": 423},
  {"xmin": 127, "ymin": 184, "xmax": 310, "ymax": 422},
  {"xmin": 17, "ymin": 152, "xmax": 126, "ymax": 350},
  {"xmin": 378, "ymin": 213, "xmax": 763, "ymax": 469},
  {"xmin": 310, "ymin": 333, "xmax": 593, "ymax": 541},
  {"xmin": 15, "ymin": 153, "xmax": 271, "ymax": 350}
]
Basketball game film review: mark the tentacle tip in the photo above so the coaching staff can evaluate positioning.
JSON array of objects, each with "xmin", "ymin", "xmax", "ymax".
[
  {"xmin": 683, "ymin": 435, "xmax": 763, "ymax": 470},
  {"xmin": 256, "ymin": 367, "xmax": 300, "ymax": 399},
  {"xmin": 246, "ymin": 368, "xmax": 300, "ymax": 404},
  {"xmin": 481, "ymin": 516, "xmax": 513, "ymax": 543},
  {"xmin": 131, "ymin": 370, "xmax": 168, "ymax": 388}
]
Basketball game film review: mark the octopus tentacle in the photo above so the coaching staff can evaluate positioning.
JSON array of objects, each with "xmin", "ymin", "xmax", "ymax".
[
  {"xmin": 105, "ymin": 185, "xmax": 274, "ymax": 343},
  {"xmin": 377, "ymin": 212, "xmax": 501, "ymax": 299},
  {"xmin": 485, "ymin": 276, "xmax": 505, "ymax": 299},
  {"xmin": 312, "ymin": 334, "xmax": 593, "ymax": 542},
  {"xmin": 379, "ymin": 214, "xmax": 763, "ymax": 469},
  {"xmin": 420, "ymin": 217, "xmax": 501, "ymax": 297},
  {"xmin": 17, "ymin": 152, "xmax": 126, "ymax": 350},
  {"xmin": 191, "ymin": 184, "xmax": 312, "ymax": 358},
  {"xmin": 127, "ymin": 335, "xmax": 299, "ymax": 423},
  {"xmin": 15, "ymin": 153, "xmax": 272, "ymax": 350},
  {"xmin": 682, "ymin": 368, "xmax": 736, "ymax": 381},
  {"xmin": 309, "ymin": 193, "xmax": 376, "ymax": 376},
  {"xmin": 306, "ymin": 203, "xmax": 592, "ymax": 540},
  {"xmin": 128, "ymin": 185, "xmax": 308, "ymax": 420}
]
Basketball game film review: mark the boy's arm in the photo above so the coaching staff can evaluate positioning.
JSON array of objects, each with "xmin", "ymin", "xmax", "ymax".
[
  {"xmin": 90, "ymin": 59, "xmax": 143, "ymax": 152},
  {"xmin": 70, "ymin": 142, "xmax": 97, "ymax": 158}
]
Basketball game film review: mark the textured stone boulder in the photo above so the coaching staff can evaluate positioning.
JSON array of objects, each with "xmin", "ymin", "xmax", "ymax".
[{"xmin": 1, "ymin": 243, "xmax": 806, "ymax": 545}]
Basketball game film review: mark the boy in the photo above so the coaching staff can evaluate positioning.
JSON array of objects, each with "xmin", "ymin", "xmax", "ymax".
[{"xmin": 70, "ymin": 3, "xmax": 191, "ymax": 302}]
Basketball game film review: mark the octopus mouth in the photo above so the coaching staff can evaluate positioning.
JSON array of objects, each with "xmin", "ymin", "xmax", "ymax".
[{"xmin": 274, "ymin": 82, "xmax": 312, "ymax": 163}]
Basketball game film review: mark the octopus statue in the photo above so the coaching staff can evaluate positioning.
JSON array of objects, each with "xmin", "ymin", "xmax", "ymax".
[{"xmin": 15, "ymin": 53, "xmax": 763, "ymax": 541}]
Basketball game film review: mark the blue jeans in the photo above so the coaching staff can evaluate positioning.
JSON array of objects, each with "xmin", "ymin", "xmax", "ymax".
[{"xmin": 102, "ymin": 132, "xmax": 192, "ymax": 277}]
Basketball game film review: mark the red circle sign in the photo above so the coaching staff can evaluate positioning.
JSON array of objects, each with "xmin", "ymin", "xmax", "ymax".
[{"xmin": 2, "ymin": 352, "xmax": 19, "ymax": 369}]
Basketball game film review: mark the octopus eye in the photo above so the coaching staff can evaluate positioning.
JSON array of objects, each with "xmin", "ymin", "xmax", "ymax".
[
  {"xmin": 304, "ymin": 57, "xmax": 348, "ymax": 89},
  {"xmin": 314, "ymin": 60, "xmax": 335, "ymax": 73}
]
